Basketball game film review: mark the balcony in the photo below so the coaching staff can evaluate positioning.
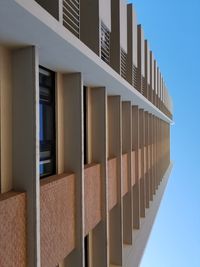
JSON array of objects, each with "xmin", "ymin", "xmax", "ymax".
[{"xmin": 33, "ymin": 0, "xmax": 172, "ymax": 120}]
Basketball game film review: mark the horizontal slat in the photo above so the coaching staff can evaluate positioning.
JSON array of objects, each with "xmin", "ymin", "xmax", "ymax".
[
  {"xmin": 63, "ymin": 12, "xmax": 79, "ymax": 28},
  {"xmin": 132, "ymin": 65, "xmax": 138, "ymax": 89},
  {"xmin": 101, "ymin": 21, "xmax": 110, "ymax": 64},
  {"xmin": 121, "ymin": 48, "xmax": 127, "ymax": 80},
  {"xmin": 63, "ymin": 5, "xmax": 79, "ymax": 22},
  {"xmin": 142, "ymin": 76, "xmax": 146, "ymax": 95},
  {"xmin": 63, "ymin": 0, "xmax": 80, "ymax": 38},
  {"xmin": 63, "ymin": 20, "xmax": 79, "ymax": 37},
  {"xmin": 63, "ymin": 0, "xmax": 79, "ymax": 11}
]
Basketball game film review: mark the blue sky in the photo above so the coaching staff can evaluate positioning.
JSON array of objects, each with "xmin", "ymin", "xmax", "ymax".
[{"xmin": 129, "ymin": 0, "xmax": 200, "ymax": 266}]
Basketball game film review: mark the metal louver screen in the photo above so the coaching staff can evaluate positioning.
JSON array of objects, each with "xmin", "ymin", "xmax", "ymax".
[
  {"xmin": 142, "ymin": 76, "xmax": 146, "ymax": 95},
  {"xmin": 101, "ymin": 22, "xmax": 110, "ymax": 64},
  {"xmin": 148, "ymin": 84, "xmax": 151, "ymax": 101},
  {"xmin": 63, "ymin": 0, "xmax": 80, "ymax": 38},
  {"xmin": 121, "ymin": 48, "xmax": 127, "ymax": 80},
  {"xmin": 132, "ymin": 65, "xmax": 138, "ymax": 89}
]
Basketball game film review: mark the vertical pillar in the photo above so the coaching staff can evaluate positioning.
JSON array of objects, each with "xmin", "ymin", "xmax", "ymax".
[
  {"xmin": 127, "ymin": 4, "xmax": 137, "ymax": 86},
  {"xmin": 63, "ymin": 73, "xmax": 84, "ymax": 267},
  {"xmin": 108, "ymin": 96, "xmax": 123, "ymax": 266},
  {"xmin": 145, "ymin": 111, "xmax": 150, "ymax": 209},
  {"xmin": 80, "ymin": 0, "xmax": 99, "ymax": 55},
  {"xmin": 150, "ymin": 51, "xmax": 154, "ymax": 104},
  {"xmin": 155, "ymin": 117, "xmax": 158, "ymax": 190},
  {"xmin": 144, "ymin": 40, "xmax": 150, "ymax": 99},
  {"xmin": 12, "ymin": 46, "xmax": 40, "ymax": 267},
  {"xmin": 149, "ymin": 114, "xmax": 153, "ymax": 201},
  {"xmin": 89, "ymin": 87, "xmax": 108, "ymax": 267},
  {"xmin": 132, "ymin": 106, "xmax": 140, "ymax": 229},
  {"xmin": 137, "ymin": 25, "xmax": 144, "ymax": 94},
  {"xmin": 122, "ymin": 101, "xmax": 132, "ymax": 245},
  {"xmin": 58, "ymin": 0, "xmax": 63, "ymax": 22},
  {"xmin": 110, "ymin": 0, "xmax": 120, "ymax": 73},
  {"xmin": 0, "ymin": 47, "xmax": 12, "ymax": 194},
  {"xmin": 159, "ymin": 119, "xmax": 162, "ymax": 184},
  {"xmin": 152, "ymin": 115, "xmax": 156, "ymax": 195},
  {"xmin": 139, "ymin": 109, "xmax": 145, "ymax": 218},
  {"xmin": 156, "ymin": 117, "xmax": 159, "ymax": 189}
]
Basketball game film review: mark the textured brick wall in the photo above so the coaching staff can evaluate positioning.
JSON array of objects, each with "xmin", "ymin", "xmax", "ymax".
[
  {"xmin": 122, "ymin": 153, "xmax": 128, "ymax": 196},
  {"xmin": 40, "ymin": 173, "xmax": 75, "ymax": 267},
  {"xmin": 84, "ymin": 163, "xmax": 101, "ymax": 236},
  {"xmin": 108, "ymin": 157, "xmax": 118, "ymax": 210},
  {"xmin": 0, "ymin": 191, "xmax": 27, "ymax": 267}
]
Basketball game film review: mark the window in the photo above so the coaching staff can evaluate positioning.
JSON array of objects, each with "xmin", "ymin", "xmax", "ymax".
[
  {"xmin": 84, "ymin": 235, "xmax": 89, "ymax": 267},
  {"xmin": 39, "ymin": 67, "xmax": 56, "ymax": 178},
  {"xmin": 83, "ymin": 86, "xmax": 88, "ymax": 165}
]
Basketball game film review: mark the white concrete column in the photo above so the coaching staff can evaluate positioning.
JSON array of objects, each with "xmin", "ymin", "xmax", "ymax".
[
  {"xmin": 122, "ymin": 101, "xmax": 132, "ymax": 245},
  {"xmin": 12, "ymin": 46, "xmax": 40, "ymax": 267},
  {"xmin": 0, "ymin": 47, "xmax": 12, "ymax": 194},
  {"xmin": 139, "ymin": 109, "xmax": 145, "ymax": 218},
  {"xmin": 63, "ymin": 73, "xmax": 84, "ymax": 267},
  {"xmin": 132, "ymin": 106, "xmax": 140, "ymax": 229},
  {"xmin": 89, "ymin": 87, "xmax": 109, "ymax": 267},
  {"xmin": 108, "ymin": 96, "xmax": 123, "ymax": 266}
]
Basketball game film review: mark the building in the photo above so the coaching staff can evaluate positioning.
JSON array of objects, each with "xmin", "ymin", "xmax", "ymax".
[{"xmin": 0, "ymin": 0, "xmax": 173, "ymax": 267}]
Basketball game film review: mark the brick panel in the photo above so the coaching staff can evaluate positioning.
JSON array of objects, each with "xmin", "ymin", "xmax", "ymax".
[
  {"xmin": 122, "ymin": 153, "xmax": 128, "ymax": 196},
  {"xmin": 108, "ymin": 157, "xmax": 118, "ymax": 210},
  {"xmin": 84, "ymin": 163, "xmax": 102, "ymax": 236},
  {"xmin": 40, "ymin": 173, "xmax": 75, "ymax": 267},
  {"xmin": 0, "ymin": 191, "xmax": 26, "ymax": 267}
]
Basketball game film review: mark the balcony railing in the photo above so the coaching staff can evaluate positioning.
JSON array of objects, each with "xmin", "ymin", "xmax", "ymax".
[
  {"xmin": 101, "ymin": 21, "xmax": 110, "ymax": 65},
  {"xmin": 34, "ymin": 0, "xmax": 172, "ymax": 119},
  {"xmin": 63, "ymin": 0, "xmax": 80, "ymax": 38},
  {"xmin": 121, "ymin": 48, "xmax": 127, "ymax": 80}
]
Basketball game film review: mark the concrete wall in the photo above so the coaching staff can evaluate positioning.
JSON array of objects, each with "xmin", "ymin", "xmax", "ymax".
[{"xmin": 0, "ymin": 47, "xmax": 13, "ymax": 193}]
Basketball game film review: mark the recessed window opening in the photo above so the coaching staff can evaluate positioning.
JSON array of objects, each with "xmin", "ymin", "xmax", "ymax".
[
  {"xmin": 39, "ymin": 66, "xmax": 56, "ymax": 178},
  {"xmin": 84, "ymin": 86, "xmax": 88, "ymax": 165}
]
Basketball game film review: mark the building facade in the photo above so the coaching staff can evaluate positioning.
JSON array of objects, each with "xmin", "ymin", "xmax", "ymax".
[{"xmin": 0, "ymin": 1, "xmax": 173, "ymax": 267}]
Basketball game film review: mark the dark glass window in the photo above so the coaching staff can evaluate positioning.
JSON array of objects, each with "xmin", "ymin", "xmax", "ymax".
[
  {"xmin": 84, "ymin": 235, "xmax": 89, "ymax": 267},
  {"xmin": 39, "ymin": 67, "xmax": 56, "ymax": 178},
  {"xmin": 83, "ymin": 86, "xmax": 88, "ymax": 165}
]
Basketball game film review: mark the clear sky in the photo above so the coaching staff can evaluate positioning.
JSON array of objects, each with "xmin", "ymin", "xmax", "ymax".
[{"xmin": 128, "ymin": 0, "xmax": 200, "ymax": 266}]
